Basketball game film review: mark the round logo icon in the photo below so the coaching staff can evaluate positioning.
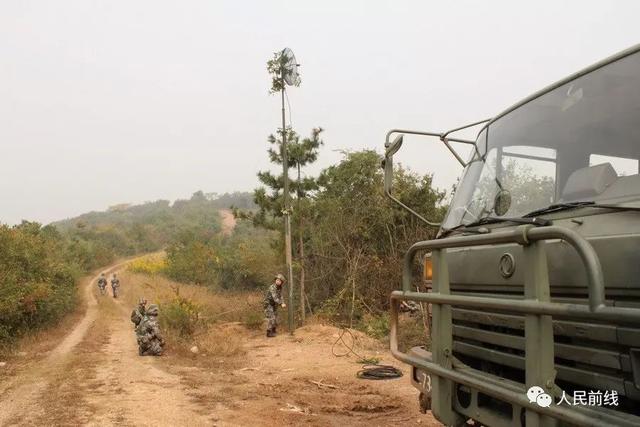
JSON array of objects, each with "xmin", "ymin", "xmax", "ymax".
[
  {"xmin": 527, "ymin": 386, "xmax": 553, "ymax": 408},
  {"xmin": 499, "ymin": 253, "xmax": 516, "ymax": 278}
]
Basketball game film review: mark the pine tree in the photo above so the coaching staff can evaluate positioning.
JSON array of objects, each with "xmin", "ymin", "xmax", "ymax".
[{"xmin": 253, "ymin": 127, "xmax": 323, "ymax": 322}]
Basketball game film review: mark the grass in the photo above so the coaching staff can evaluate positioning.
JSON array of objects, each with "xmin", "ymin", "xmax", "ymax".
[
  {"xmin": 242, "ymin": 310, "xmax": 264, "ymax": 330},
  {"xmin": 118, "ymin": 271, "xmax": 262, "ymax": 359}
]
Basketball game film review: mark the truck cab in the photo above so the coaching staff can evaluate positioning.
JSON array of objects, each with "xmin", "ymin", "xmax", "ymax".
[{"xmin": 384, "ymin": 45, "xmax": 640, "ymax": 426}]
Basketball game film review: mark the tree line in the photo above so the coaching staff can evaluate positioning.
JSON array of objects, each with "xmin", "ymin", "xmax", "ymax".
[
  {"xmin": 246, "ymin": 141, "xmax": 445, "ymax": 327},
  {"xmin": 0, "ymin": 49, "xmax": 448, "ymax": 346},
  {"xmin": 0, "ymin": 192, "xmax": 255, "ymax": 347}
]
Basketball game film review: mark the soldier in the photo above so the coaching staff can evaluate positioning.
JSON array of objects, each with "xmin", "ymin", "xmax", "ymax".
[
  {"xmin": 111, "ymin": 273, "xmax": 120, "ymax": 298},
  {"xmin": 136, "ymin": 304, "xmax": 165, "ymax": 356},
  {"xmin": 97, "ymin": 273, "xmax": 107, "ymax": 296},
  {"xmin": 263, "ymin": 273, "xmax": 286, "ymax": 337},
  {"xmin": 131, "ymin": 297, "xmax": 147, "ymax": 327}
]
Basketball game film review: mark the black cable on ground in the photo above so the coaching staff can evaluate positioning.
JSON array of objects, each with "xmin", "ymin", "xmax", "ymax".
[
  {"xmin": 331, "ymin": 326, "xmax": 403, "ymax": 380},
  {"xmin": 357, "ymin": 364, "xmax": 403, "ymax": 380}
]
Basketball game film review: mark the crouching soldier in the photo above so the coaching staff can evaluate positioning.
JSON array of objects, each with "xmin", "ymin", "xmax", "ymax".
[
  {"xmin": 136, "ymin": 304, "xmax": 165, "ymax": 356},
  {"xmin": 131, "ymin": 297, "xmax": 147, "ymax": 327},
  {"xmin": 263, "ymin": 273, "xmax": 286, "ymax": 337}
]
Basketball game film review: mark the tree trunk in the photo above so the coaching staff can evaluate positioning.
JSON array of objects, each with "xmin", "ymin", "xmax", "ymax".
[
  {"xmin": 299, "ymin": 230, "xmax": 305, "ymax": 322},
  {"xmin": 348, "ymin": 250, "xmax": 361, "ymax": 329},
  {"xmin": 297, "ymin": 164, "xmax": 306, "ymax": 323}
]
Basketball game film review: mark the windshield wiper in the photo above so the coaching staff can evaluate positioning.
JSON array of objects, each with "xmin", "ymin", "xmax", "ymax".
[
  {"xmin": 441, "ymin": 215, "xmax": 550, "ymax": 237},
  {"xmin": 442, "ymin": 201, "xmax": 640, "ymax": 238},
  {"xmin": 523, "ymin": 201, "xmax": 640, "ymax": 218}
]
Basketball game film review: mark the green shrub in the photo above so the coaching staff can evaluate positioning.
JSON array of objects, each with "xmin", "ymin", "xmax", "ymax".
[
  {"xmin": 160, "ymin": 294, "xmax": 206, "ymax": 338},
  {"xmin": 164, "ymin": 240, "xmax": 218, "ymax": 286},
  {"xmin": 359, "ymin": 312, "xmax": 390, "ymax": 339},
  {"xmin": 162, "ymin": 218, "xmax": 278, "ymax": 291},
  {"xmin": 0, "ymin": 223, "xmax": 79, "ymax": 345}
]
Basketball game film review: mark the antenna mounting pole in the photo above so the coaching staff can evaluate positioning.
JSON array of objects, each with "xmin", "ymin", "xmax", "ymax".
[{"xmin": 281, "ymin": 74, "xmax": 295, "ymax": 334}]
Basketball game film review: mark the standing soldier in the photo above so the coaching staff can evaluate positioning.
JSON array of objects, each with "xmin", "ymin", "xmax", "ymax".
[
  {"xmin": 111, "ymin": 273, "xmax": 120, "ymax": 298},
  {"xmin": 131, "ymin": 297, "xmax": 147, "ymax": 327},
  {"xmin": 263, "ymin": 273, "xmax": 286, "ymax": 337},
  {"xmin": 136, "ymin": 304, "xmax": 165, "ymax": 356},
  {"xmin": 97, "ymin": 273, "xmax": 107, "ymax": 296}
]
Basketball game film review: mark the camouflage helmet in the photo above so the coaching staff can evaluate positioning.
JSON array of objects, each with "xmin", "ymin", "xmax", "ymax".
[
  {"xmin": 138, "ymin": 297, "xmax": 147, "ymax": 305},
  {"xmin": 274, "ymin": 273, "xmax": 286, "ymax": 283},
  {"xmin": 146, "ymin": 304, "xmax": 159, "ymax": 316}
]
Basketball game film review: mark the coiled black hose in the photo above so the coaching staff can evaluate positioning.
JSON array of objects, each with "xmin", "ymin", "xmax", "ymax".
[{"xmin": 331, "ymin": 326, "xmax": 403, "ymax": 380}]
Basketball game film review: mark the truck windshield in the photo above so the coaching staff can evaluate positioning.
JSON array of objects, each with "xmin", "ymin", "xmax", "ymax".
[{"xmin": 442, "ymin": 49, "xmax": 640, "ymax": 230}]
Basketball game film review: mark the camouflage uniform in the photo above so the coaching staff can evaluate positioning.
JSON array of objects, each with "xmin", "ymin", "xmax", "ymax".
[
  {"xmin": 97, "ymin": 275, "xmax": 107, "ymax": 294},
  {"xmin": 131, "ymin": 299, "xmax": 147, "ymax": 327},
  {"xmin": 111, "ymin": 276, "xmax": 120, "ymax": 297},
  {"xmin": 263, "ymin": 282, "xmax": 283, "ymax": 336},
  {"xmin": 136, "ymin": 304, "xmax": 165, "ymax": 356}
]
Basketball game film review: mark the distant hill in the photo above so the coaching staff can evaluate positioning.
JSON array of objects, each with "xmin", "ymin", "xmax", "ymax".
[
  {"xmin": 53, "ymin": 191, "xmax": 255, "ymax": 231},
  {"xmin": 51, "ymin": 191, "xmax": 256, "ymax": 269}
]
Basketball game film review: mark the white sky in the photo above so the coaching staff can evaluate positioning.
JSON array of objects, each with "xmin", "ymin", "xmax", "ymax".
[{"xmin": 1, "ymin": 0, "xmax": 639, "ymax": 224}]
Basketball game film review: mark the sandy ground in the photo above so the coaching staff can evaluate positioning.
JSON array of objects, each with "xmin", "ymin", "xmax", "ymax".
[{"xmin": 0, "ymin": 262, "xmax": 440, "ymax": 426}]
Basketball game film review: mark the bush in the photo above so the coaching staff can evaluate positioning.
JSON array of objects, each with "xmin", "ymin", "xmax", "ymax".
[
  {"xmin": 160, "ymin": 293, "xmax": 206, "ymax": 338},
  {"xmin": 163, "ymin": 219, "xmax": 278, "ymax": 290},
  {"xmin": 0, "ymin": 223, "xmax": 79, "ymax": 345},
  {"xmin": 164, "ymin": 240, "xmax": 218, "ymax": 286},
  {"xmin": 359, "ymin": 312, "xmax": 390, "ymax": 339},
  {"xmin": 128, "ymin": 255, "xmax": 167, "ymax": 275}
]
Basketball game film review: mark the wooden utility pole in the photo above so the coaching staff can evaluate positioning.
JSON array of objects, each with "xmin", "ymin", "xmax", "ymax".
[{"xmin": 281, "ymin": 78, "xmax": 295, "ymax": 334}]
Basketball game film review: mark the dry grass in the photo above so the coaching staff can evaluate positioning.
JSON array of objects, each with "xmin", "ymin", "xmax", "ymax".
[
  {"xmin": 120, "ymin": 272, "xmax": 262, "ymax": 323},
  {"xmin": 396, "ymin": 314, "xmax": 430, "ymax": 353},
  {"xmin": 117, "ymin": 271, "xmax": 261, "ymax": 360},
  {"xmin": 194, "ymin": 323, "xmax": 246, "ymax": 357}
]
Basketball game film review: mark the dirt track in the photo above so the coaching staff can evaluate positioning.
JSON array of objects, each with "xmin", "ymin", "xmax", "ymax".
[
  {"xmin": 0, "ymin": 263, "xmax": 439, "ymax": 426},
  {"xmin": 219, "ymin": 209, "xmax": 237, "ymax": 236}
]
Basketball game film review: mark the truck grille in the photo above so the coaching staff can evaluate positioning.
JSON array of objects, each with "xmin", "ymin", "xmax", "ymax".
[{"xmin": 449, "ymin": 288, "xmax": 640, "ymax": 416}]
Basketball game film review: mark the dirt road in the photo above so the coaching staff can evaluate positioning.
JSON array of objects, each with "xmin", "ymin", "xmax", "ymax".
[
  {"xmin": 219, "ymin": 209, "xmax": 237, "ymax": 236},
  {"xmin": 0, "ymin": 264, "xmax": 439, "ymax": 426}
]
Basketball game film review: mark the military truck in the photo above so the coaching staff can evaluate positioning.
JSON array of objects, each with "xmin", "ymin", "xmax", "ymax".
[{"xmin": 383, "ymin": 45, "xmax": 640, "ymax": 426}]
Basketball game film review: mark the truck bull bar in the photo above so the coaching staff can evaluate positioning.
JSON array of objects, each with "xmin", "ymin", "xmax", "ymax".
[{"xmin": 390, "ymin": 225, "xmax": 640, "ymax": 427}]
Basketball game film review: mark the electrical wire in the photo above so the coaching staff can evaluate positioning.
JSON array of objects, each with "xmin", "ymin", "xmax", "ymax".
[
  {"xmin": 284, "ymin": 87, "xmax": 293, "ymax": 128},
  {"xmin": 357, "ymin": 364, "xmax": 405, "ymax": 380},
  {"xmin": 331, "ymin": 326, "xmax": 403, "ymax": 380}
]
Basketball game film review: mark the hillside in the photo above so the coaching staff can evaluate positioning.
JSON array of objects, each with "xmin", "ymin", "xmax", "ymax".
[
  {"xmin": 0, "ymin": 191, "xmax": 257, "ymax": 349},
  {"xmin": 53, "ymin": 191, "xmax": 255, "ymax": 231},
  {"xmin": 51, "ymin": 191, "xmax": 256, "ymax": 270}
]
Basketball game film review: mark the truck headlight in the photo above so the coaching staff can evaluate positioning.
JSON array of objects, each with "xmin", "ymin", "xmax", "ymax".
[{"xmin": 424, "ymin": 254, "xmax": 433, "ymax": 282}]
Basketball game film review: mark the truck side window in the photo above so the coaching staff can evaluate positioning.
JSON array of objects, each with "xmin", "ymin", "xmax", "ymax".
[{"xmin": 589, "ymin": 154, "xmax": 639, "ymax": 176}]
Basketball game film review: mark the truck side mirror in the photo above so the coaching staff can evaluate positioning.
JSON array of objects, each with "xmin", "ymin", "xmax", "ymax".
[
  {"xmin": 493, "ymin": 189, "xmax": 512, "ymax": 216},
  {"xmin": 384, "ymin": 134, "xmax": 403, "ymax": 195}
]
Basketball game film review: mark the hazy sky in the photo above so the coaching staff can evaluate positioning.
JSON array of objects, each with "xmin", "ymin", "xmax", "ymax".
[{"xmin": 1, "ymin": 1, "xmax": 639, "ymax": 225}]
